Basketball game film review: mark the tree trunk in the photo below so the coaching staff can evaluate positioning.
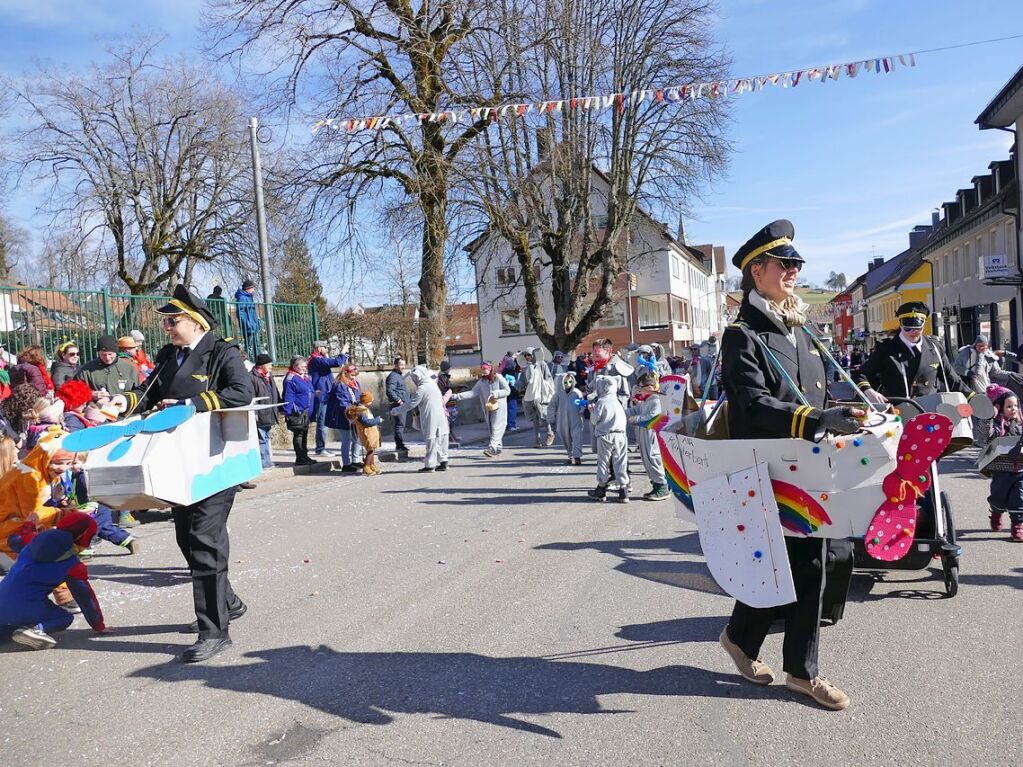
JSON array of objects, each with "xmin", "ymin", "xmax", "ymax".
[{"xmin": 416, "ymin": 161, "xmax": 449, "ymax": 367}]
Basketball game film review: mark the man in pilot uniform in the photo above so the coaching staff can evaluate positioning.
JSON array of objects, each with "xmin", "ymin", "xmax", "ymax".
[
  {"xmin": 120, "ymin": 285, "xmax": 253, "ymax": 663},
  {"xmin": 854, "ymin": 301, "xmax": 973, "ymax": 403}
]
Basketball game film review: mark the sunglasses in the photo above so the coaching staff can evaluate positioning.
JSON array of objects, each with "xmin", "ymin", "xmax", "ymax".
[
  {"xmin": 66, "ymin": 351, "xmax": 80, "ymax": 357},
  {"xmin": 766, "ymin": 255, "xmax": 803, "ymax": 272},
  {"xmin": 161, "ymin": 316, "xmax": 187, "ymax": 328}
]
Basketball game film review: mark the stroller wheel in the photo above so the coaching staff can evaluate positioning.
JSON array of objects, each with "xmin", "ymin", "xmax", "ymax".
[{"xmin": 943, "ymin": 560, "xmax": 959, "ymax": 598}]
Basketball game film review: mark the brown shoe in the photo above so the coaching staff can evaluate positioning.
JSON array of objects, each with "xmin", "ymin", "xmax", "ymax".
[
  {"xmin": 785, "ymin": 674, "xmax": 850, "ymax": 710},
  {"xmin": 719, "ymin": 628, "xmax": 775, "ymax": 685},
  {"xmin": 545, "ymin": 432, "xmax": 555, "ymax": 447}
]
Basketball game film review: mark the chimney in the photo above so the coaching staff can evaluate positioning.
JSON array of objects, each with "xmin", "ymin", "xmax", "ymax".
[
  {"xmin": 931, "ymin": 210, "xmax": 940, "ymax": 228},
  {"xmin": 908, "ymin": 225, "xmax": 931, "ymax": 250},
  {"xmin": 867, "ymin": 257, "xmax": 884, "ymax": 272}
]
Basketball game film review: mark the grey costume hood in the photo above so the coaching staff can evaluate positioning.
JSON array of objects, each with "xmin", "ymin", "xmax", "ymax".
[
  {"xmin": 516, "ymin": 346, "xmax": 547, "ymax": 367},
  {"xmin": 594, "ymin": 375, "xmax": 617, "ymax": 399},
  {"xmin": 591, "ymin": 375, "xmax": 626, "ymax": 434}
]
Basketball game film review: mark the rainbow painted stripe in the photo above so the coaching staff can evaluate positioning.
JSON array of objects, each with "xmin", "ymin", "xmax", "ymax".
[
  {"xmin": 772, "ymin": 478, "xmax": 832, "ymax": 535},
  {"xmin": 641, "ymin": 413, "xmax": 670, "ymax": 432},
  {"xmin": 659, "ymin": 435, "xmax": 693, "ymax": 509}
]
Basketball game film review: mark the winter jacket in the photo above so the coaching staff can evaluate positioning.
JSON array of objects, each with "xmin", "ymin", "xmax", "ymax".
[
  {"xmin": 234, "ymin": 288, "xmax": 261, "ymax": 333},
  {"xmin": 250, "ymin": 369, "xmax": 281, "ymax": 429},
  {"xmin": 386, "ymin": 369, "xmax": 410, "ymax": 406},
  {"xmin": 10, "ymin": 363, "xmax": 50, "ymax": 396},
  {"xmin": 0, "ymin": 527, "xmax": 105, "ymax": 631},
  {"xmin": 282, "ymin": 373, "xmax": 315, "ymax": 417},
  {"xmin": 309, "ymin": 352, "xmax": 347, "ymax": 399},
  {"xmin": 0, "ymin": 431, "xmax": 67, "ymax": 559},
  {"xmin": 325, "ymin": 376, "xmax": 361, "ymax": 430},
  {"xmin": 50, "ymin": 361, "xmax": 76, "ymax": 389},
  {"xmin": 74, "ymin": 357, "xmax": 141, "ymax": 397}
]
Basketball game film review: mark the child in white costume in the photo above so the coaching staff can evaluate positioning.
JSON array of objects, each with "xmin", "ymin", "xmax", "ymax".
[
  {"xmin": 625, "ymin": 372, "xmax": 669, "ymax": 501},
  {"xmin": 548, "ymin": 372, "xmax": 586, "ymax": 465},
  {"xmin": 587, "ymin": 376, "xmax": 630, "ymax": 503}
]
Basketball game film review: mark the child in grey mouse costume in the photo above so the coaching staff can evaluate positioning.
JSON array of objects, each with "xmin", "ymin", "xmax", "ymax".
[
  {"xmin": 548, "ymin": 371, "xmax": 586, "ymax": 465},
  {"xmin": 587, "ymin": 375, "xmax": 630, "ymax": 502},
  {"xmin": 625, "ymin": 372, "xmax": 669, "ymax": 501}
]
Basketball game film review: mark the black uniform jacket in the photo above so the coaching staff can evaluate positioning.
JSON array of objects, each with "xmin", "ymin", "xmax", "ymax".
[
  {"xmin": 123, "ymin": 332, "xmax": 252, "ymax": 416},
  {"xmin": 854, "ymin": 335, "xmax": 969, "ymax": 399},
  {"xmin": 722, "ymin": 301, "xmax": 828, "ymax": 441}
]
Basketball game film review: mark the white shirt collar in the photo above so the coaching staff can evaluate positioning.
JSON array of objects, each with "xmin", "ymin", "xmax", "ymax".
[
  {"xmin": 899, "ymin": 332, "xmax": 922, "ymax": 352},
  {"xmin": 182, "ymin": 331, "xmax": 207, "ymax": 353}
]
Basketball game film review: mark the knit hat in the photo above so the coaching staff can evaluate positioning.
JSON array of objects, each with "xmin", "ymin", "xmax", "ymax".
[
  {"xmin": 96, "ymin": 335, "xmax": 119, "ymax": 353},
  {"xmin": 359, "ymin": 391, "xmax": 373, "ymax": 405},
  {"xmin": 130, "ymin": 330, "xmax": 145, "ymax": 343},
  {"xmin": 242, "ymin": 279, "xmax": 256, "ymax": 290},
  {"xmin": 986, "ymin": 383, "xmax": 1013, "ymax": 405},
  {"xmin": 254, "ymin": 353, "xmax": 273, "ymax": 366},
  {"xmin": 57, "ymin": 511, "xmax": 98, "ymax": 548},
  {"xmin": 313, "ymin": 339, "xmax": 327, "ymax": 348},
  {"xmin": 57, "ymin": 380, "xmax": 92, "ymax": 412}
]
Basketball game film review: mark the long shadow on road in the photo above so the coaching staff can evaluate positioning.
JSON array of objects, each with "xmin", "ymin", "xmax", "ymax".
[
  {"xmin": 382, "ymin": 486, "xmax": 595, "ymax": 506},
  {"xmin": 129, "ymin": 646, "xmax": 775, "ymax": 738}
]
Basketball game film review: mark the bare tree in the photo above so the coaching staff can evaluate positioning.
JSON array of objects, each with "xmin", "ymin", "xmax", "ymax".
[
  {"xmin": 0, "ymin": 211, "xmax": 30, "ymax": 283},
  {"xmin": 10, "ymin": 39, "xmax": 254, "ymax": 296},
  {"xmin": 463, "ymin": 0, "xmax": 730, "ymax": 352},
  {"xmin": 205, "ymin": 0, "xmax": 509, "ymax": 365}
]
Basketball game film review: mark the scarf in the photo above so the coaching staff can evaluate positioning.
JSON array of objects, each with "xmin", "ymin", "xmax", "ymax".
[
  {"xmin": 36, "ymin": 364, "xmax": 54, "ymax": 392},
  {"xmin": 749, "ymin": 290, "xmax": 809, "ymax": 344},
  {"xmin": 256, "ymin": 368, "xmax": 271, "ymax": 384}
]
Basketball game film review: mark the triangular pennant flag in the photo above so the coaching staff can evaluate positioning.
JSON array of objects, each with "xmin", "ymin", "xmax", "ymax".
[
  {"xmin": 883, "ymin": 58, "xmax": 891, "ymax": 73},
  {"xmin": 792, "ymin": 71, "xmax": 803, "ymax": 86},
  {"xmin": 909, "ymin": 53, "xmax": 916, "ymax": 66}
]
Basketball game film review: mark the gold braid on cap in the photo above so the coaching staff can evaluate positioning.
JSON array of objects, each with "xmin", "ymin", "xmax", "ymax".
[
  {"xmin": 739, "ymin": 237, "xmax": 793, "ymax": 271},
  {"xmin": 166, "ymin": 299, "xmax": 211, "ymax": 331}
]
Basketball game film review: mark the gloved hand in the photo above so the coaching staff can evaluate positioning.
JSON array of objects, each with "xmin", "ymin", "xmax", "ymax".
[
  {"xmin": 862, "ymin": 387, "xmax": 887, "ymax": 406},
  {"xmin": 820, "ymin": 406, "xmax": 864, "ymax": 435}
]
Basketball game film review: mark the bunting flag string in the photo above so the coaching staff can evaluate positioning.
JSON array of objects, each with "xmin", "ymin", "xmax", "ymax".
[{"xmin": 311, "ymin": 47, "xmax": 921, "ymax": 135}]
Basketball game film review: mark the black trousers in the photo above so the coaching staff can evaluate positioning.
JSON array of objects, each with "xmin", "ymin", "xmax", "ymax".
[
  {"xmin": 291, "ymin": 426, "xmax": 310, "ymax": 462},
  {"xmin": 391, "ymin": 410, "xmax": 407, "ymax": 451},
  {"xmin": 727, "ymin": 536, "xmax": 829, "ymax": 680},
  {"xmin": 172, "ymin": 487, "xmax": 242, "ymax": 639}
]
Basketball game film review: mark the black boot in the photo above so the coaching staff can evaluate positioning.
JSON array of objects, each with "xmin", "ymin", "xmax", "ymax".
[{"xmin": 587, "ymin": 484, "xmax": 608, "ymax": 502}]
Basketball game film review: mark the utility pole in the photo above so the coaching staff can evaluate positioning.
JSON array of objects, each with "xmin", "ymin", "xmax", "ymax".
[{"xmin": 248, "ymin": 116, "xmax": 277, "ymax": 361}]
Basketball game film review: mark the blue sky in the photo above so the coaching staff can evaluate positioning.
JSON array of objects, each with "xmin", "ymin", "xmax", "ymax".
[{"xmin": 0, "ymin": 0, "xmax": 1020, "ymax": 294}]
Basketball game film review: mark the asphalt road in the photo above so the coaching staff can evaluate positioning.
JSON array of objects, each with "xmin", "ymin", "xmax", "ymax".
[{"xmin": 2, "ymin": 440, "xmax": 1020, "ymax": 767}]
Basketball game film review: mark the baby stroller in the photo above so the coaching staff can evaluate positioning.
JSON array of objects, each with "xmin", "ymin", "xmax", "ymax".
[{"xmin": 850, "ymin": 396, "xmax": 962, "ymax": 598}]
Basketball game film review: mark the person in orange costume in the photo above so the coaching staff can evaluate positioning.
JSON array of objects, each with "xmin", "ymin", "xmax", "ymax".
[{"xmin": 0, "ymin": 428, "xmax": 75, "ymax": 569}]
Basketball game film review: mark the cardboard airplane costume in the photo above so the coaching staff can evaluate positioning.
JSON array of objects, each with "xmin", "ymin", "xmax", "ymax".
[
  {"xmin": 63, "ymin": 404, "xmax": 266, "ymax": 511},
  {"xmin": 646, "ymin": 374, "xmax": 964, "ymax": 607}
]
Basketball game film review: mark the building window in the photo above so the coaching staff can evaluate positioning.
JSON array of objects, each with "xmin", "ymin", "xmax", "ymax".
[
  {"xmin": 595, "ymin": 300, "xmax": 627, "ymax": 328},
  {"xmin": 496, "ymin": 266, "xmax": 516, "ymax": 286},
  {"xmin": 591, "ymin": 214, "xmax": 609, "ymax": 229},
  {"xmin": 934, "ymin": 258, "xmax": 941, "ymax": 286},
  {"xmin": 500, "ymin": 309, "xmax": 522, "ymax": 335},
  {"xmin": 963, "ymin": 243, "xmax": 971, "ymax": 275},
  {"xmin": 638, "ymin": 297, "xmax": 665, "ymax": 329},
  {"xmin": 953, "ymin": 249, "xmax": 960, "ymax": 280},
  {"xmin": 671, "ymin": 255, "xmax": 680, "ymax": 278}
]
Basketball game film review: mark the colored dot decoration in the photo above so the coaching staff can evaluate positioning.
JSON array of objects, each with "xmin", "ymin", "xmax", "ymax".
[
  {"xmin": 789, "ymin": 464, "xmax": 797, "ymax": 472},
  {"xmin": 737, "ymin": 524, "xmax": 745, "ymax": 532},
  {"xmin": 753, "ymin": 550, "xmax": 763, "ymax": 559},
  {"xmin": 853, "ymin": 438, "xmax": 862, "ymax": 447},
  {"xmin": 820, "ymin": 493, "xmax": 829, "ymax": 501},
  {"xmin": 812, "ymin": 446, "xmax": 821, "ymax": 454},
  {"xmin": 860, "ymin": 457, "xmax": 870, "ymax": 465},
  {"xmin": 871, "ymin": 537, "xmax": 880, "ymax": 545},
  {"xmin": 748, "ymin": 490, "xmax": 756, "ymax": 497}
]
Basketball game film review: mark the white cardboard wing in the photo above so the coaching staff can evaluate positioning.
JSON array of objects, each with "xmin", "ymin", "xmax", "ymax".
[
  {"xmin": 661, "ymin": 412, "xmax": 903, "ymax": 540},
  {"xmin": 692, "ymin": 462, "xmax": 796, "ymax": 608},
  {"xmin": 77, "ymin": 408, "xmax": 262, "ymax": 510}
]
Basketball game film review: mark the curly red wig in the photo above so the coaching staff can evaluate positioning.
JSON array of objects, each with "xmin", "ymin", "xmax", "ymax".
[{"xmin": 57, "ymin": 379, "xmax": 93, "ymax": 411}]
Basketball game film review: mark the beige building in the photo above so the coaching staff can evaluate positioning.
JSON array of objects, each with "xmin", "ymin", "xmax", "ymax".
[{"xmin": 919, "ymin": 157, "xmax": 1019, "ymax": 353}]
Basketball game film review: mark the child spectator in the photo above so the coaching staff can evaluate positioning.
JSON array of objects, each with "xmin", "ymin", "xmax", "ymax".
[
  {"xmin": 24, "ymin": 397, "xmax": 64, "ymax": 452},
  {"xmin": 986, "ymin": 384, "xmax": 1023, "ymax": 541},
  {"xmin": 346, "ymin": 391, "xmax": 384, "ymax": 475},
  {"xmin": 0, "ymin": 510, "xmax": 108, "ymax": 650},
  {"xmin": 0, "ymin": 384, "xmax": 41, "ymax": 456},
  {"xmin": 587, "ymin": 376, "xmax": 630, "ymax": 503},
  {"xmin": 625, "ymin": 373, "xmax": 669, "ymax": 501},
  {"xmin": 548, "ymin": 371, "xmax": 585, "ymax": 465},
  {"xmin": 56, "ymin": 380, "xmax": 96, "ymax": 433}
]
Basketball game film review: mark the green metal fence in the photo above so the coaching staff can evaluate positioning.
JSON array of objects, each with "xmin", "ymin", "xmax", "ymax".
[{"xmin": 0, "ymin": 285, "xmax": 319, "ymax": 364}]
